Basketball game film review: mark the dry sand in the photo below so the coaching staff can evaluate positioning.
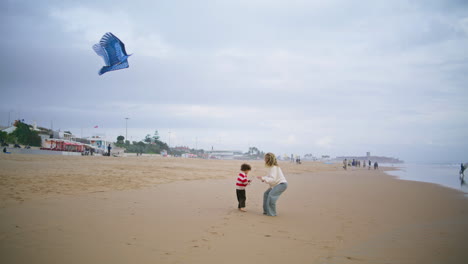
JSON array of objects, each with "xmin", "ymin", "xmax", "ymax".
[{"xmin": 1, "ymin": 154, "xmax": 467, "ymax": 263}]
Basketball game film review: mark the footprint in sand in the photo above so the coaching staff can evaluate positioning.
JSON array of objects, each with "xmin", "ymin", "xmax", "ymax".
[
  {"xmin": 343, "ymin": 256, "xmax": 365, "ymax": 262},
  {"xmin": 190, "ymin": 238, "xmax": 211, "ymax": 250}
]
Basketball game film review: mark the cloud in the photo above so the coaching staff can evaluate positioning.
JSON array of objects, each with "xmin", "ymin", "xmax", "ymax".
[
  {"xmin": 49, "ymin": 7, "xmax": 132, "ymax": 44},
  {"xmin": 316, "ymin": 136, "xmax": 333, "ymax": 148},
  {"xmin": 459, "ymin": 17, "xmax": 468, "ymax": 35},
  {"xmin": 282, "ymin": 134, "xmax": 297, "ymax": 146},
  {"xmin": 49, "ymin": 7, "xmax": 172, "ymax": 58}
]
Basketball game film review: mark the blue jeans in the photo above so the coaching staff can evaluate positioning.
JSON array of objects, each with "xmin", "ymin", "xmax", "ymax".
[{"xmin": 263, "ymin": 183, "xmax": 288, "ymax": 216}]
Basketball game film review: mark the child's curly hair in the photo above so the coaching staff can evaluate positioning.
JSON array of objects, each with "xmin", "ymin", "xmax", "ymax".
[
  {"xmin": 264, "ymin": 152, "xmax": 278, "ymax": 167},
  {"xmin": 241, "ymin": 163, "xmax": 251, "ymax": 171}
]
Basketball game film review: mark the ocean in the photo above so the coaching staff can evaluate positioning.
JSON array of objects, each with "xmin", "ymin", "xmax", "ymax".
[{"xmin": 384, "ymin": 163, "xmax": 468, "ymax": 195}]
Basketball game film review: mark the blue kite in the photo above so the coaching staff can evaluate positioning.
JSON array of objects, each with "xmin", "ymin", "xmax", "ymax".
[{"xmin": 93, "ymin": 32, "xmax": 132, "ymax": 75}]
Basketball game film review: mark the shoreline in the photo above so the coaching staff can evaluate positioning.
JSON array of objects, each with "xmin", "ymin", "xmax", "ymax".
[
  {"xmin": 383, "ymin": 163, "xmax": 468, "ymax": 196},
  {"xmin": 1, "ymin": 155, "xmax": 467, "ymax": 263}
]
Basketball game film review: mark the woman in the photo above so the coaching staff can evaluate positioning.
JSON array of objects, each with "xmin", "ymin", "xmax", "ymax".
[{"xmin": 257, "ymin": 153, "xmax": 288, "ymax": 216}]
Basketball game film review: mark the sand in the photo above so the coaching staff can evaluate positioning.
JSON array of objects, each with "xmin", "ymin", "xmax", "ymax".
[{"xmin": 1, "ymin": 154, "xmax": 467, "ymax": 263}]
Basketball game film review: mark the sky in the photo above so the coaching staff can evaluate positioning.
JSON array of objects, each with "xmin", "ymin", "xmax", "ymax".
[{"xmin": 1, "ymin": 0, "xmax": 467, "ymax": 162}]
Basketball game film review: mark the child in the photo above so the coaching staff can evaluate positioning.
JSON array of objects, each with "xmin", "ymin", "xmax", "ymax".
[{"xmin": 236, "ymin": 163, "xmax": 252, "ymax": 212}]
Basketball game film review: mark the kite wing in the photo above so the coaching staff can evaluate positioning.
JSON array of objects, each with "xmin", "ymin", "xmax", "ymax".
[
  {"xmin": 99, "ymin": 32, "xmax": 128, "ymax": 65},
  {"xmin": 92, "ymin": 43, "xmax": 110, "ymax": 66},
  {"xmin": 93, "ymin": 32, "xmax": 131, "ymax": 75}
]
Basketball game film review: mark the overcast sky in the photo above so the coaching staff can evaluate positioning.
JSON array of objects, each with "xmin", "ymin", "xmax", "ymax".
[{"xmin": 1, "ymin": 0, "xmax": 467, "ymax": 162}]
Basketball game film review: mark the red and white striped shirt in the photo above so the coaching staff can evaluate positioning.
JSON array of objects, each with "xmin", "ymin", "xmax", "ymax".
[{"xmin": 236, "ymin": 172, "xmax": 249, "ymax": 190}]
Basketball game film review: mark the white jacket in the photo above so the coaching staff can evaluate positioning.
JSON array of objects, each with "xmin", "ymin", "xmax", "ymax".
[{"xmin": 262, "ymin": 166, "xmax": 287, "ymax": 188}]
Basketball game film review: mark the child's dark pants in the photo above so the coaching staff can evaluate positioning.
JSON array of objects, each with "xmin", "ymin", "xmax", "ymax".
[{"xmin": 236, "ymin": 189, "xmax": 246, "ymax": 208}]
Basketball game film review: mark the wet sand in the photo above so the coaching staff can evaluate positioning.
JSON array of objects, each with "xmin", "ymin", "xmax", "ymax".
[{"xmin": 1, "ymin": 155, "xmax": 467, "ymax": 263}]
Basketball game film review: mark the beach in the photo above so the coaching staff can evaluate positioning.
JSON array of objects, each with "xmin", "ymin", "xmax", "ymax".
[{"xmin": 1, "ymin": 155, "xmax": 467, "ymax": 263}]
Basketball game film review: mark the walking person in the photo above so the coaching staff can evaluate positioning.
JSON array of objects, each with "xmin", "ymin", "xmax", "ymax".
[
  {"xmin": 460, "ymin": 163, "xmax": 467, "ymax": 179},
  {"xmin": 257, "ymin": 153, "xmax": 288, "ymax": 216}
]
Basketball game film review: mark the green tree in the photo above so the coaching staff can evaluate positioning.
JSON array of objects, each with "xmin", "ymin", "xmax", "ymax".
[
  {"xmin": 116, "ymin": 135, "xmax": 125, "ymax": 144},
  {"xmin": 0, "ymin": 131, "xmax": 16, "ymax": 145},
  {"xmin": 146, "ymin": 143, "xmax": 160, "ymax": 154},
  {"xmin": 0, "ymin": 131, "xmax": 9, "ymax": 144},
  {"xmin": 144, "ymin": 134, "xmax": 152, "ymax": 143},
  {"xmin": 113, "ymin": 129, "xmax": 170, "ymax": 154},
  {"xmin": 245, "ymin": 146, "xmax": 264, "ymax": 159},
  {"xmin": 11, "ymin": 121, "xmax": 41, "ymax": 146},
  {"xmin": 152, "ymin": 130, "xmax": 160, "ymax": 141}
]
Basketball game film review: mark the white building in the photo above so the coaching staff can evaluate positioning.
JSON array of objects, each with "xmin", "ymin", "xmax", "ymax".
[{"xmin": 206, "ymin": 150, "xmax": 244, "ymax": 160}]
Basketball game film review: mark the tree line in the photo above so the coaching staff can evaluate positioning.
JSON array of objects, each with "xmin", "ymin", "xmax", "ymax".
[
  {"xmin": 0, "ymin": 121, "xmax": 41, "ymax": 147},
  {"xmin": 114, "ymin": 130, "xmax": 171, "ymax": 154}
]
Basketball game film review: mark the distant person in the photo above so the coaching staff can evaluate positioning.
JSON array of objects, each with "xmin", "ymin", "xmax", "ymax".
[
  {"xmin": 257, "ymin": 153, "xmax": 288, "ymax": 216},
  {"xmin": 368, "ymin": 160, "xmax": 371, "ymax": 170},
  {"xmin": 374, "ymin": 162, "xmax": 378, "ymax": 170},
  {"xmin": 107, "ymin": 144, "xmax": 112, "ymax": 156},
  {"xmin": 343, "ymin": 159, "xmax": 347, "ymax": 170},
  {"xmin": 3, "ymin": 147, "xmax": 10, "ymax": 154},
  {"xmin": 460, "ymin": 163, "xmax": 467, "ymax": 178},
  {"xmin": 236, "ymin": 163, "xmax": 252, "ymax": 212}
]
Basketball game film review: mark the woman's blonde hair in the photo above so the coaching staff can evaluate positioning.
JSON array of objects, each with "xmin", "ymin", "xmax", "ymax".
[{"xmin": 264, "ymin": 152, "xmax": 278, "ymax": 167}]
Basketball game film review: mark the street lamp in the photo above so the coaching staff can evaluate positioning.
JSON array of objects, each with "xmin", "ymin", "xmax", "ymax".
[{"xmin": 125, "ymin": 118, "xmax": 129, "ymax": 142}]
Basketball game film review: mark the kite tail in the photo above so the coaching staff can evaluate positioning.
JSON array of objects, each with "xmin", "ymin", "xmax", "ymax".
[
  {"xmin": 98, "ymin": 66, "xmax": 111, "ymax": 75},
  {"xmin": 98, "ymin": 60, "xmax": 129, "ymax": 75}
]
